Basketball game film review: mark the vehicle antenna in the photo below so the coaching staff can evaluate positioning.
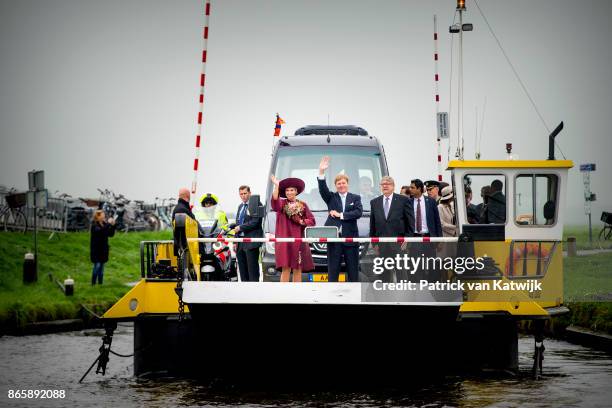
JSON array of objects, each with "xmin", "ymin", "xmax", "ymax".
[{"xmin": 190, "ymin": 0, "xmax": 212, "ymax": 208}]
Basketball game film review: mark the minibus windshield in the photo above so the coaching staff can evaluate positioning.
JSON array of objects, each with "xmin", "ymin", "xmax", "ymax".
[{"xmin": 272, "ymin": 145, "xmax": 383, "ymax": 212}]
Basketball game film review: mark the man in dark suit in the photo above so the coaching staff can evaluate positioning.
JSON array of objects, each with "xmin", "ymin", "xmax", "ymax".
[
  {"xmin": 232, "ymin": 185, "xmax": 263, "ymax": 282},
  {"xmin": 318, "ymin": 156, "xmax": 363, "ymax": 282},
  {"xmin": 408, "ymin": 179, "xmax": 443, "ymax": 282},
  {"xmin": 369, "ymin": 176, "xmax": 414, "ymax": 282},
  {"xmin": 409, "ymin": 179, "xmax": 442, "ymax": 237},
  {"xmin": 369, "ymin": 176, "xmax": 415, "ymax": 238}
]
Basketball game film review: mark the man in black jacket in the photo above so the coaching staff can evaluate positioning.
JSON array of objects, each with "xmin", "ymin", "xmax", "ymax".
[
  {"xmin": 172, "ymin": 187, "xmax": 199, "ymax": 256},
  {"xmin": 318, "ymin": 156, "xmax": 363, "ymax": 282},
  {"xmin": 172, "ymin": 187, "xmax": 196, "ymax": 221},
  {"xmin": 486, "ymin": 179, "xmax": 506, "ymax": 224},
  {"xmin": 233, "ymin": 185, "xmax": 263, "ymax": 282}
]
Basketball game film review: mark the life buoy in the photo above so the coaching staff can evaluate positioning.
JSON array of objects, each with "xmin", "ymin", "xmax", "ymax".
[{"xmin": 505, "ymin": 242, "xmax": 551, "ymax": 277}]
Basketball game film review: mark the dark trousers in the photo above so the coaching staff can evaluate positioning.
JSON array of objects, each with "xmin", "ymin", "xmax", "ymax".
[
  {"xmin": 378, "ymin": 243, "xmax": 399, "ymax": 283},
  {"xmin": 91, "ymin": 262, "xmax": 105, "ymax": 285},
  {"xmin": 237, "ymin": 247, "xmax": 260, "ymax": 282},
  {"xmin": 327, "ymin": 243, "xmax": 359, "ymax": 282},
  {"xmin": 410, "ymin": 239, "xmax": 439, "ymax": 282}
]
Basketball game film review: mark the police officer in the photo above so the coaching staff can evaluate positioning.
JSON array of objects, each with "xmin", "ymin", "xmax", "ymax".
[{"xmin": 194, "ymin": 193, "xmax": 229, "ymax": 231}]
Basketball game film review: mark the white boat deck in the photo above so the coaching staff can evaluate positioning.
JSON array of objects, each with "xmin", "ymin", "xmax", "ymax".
[{"xmin": 182, "ymin": 282, "xmax": 462, "ymax": 306}]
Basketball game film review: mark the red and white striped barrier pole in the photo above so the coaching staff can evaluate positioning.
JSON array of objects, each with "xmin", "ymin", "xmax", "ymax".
[
  {"xmin": 190, "ymin": 237, "xmax": 459, "ymax": 244},
  {"xmin": 190, "ymin": 0, "xmax": 212, "ymax": 206},
  {"xmin": 434, "ymin": 14, "xmax": 443, "ymax": 183}
]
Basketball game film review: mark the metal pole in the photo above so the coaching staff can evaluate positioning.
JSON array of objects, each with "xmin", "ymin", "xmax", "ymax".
[
  {"xmin": 458, "ymin": 9, "xmax": 464, "ymax": 160},
  {"xmin": 434, "ymin": 15, "xmax": 443, "ymax": 181},
  {"xmin": 33, "ymin": 193, "xmax": 38, "ymax": 273},
  {"xmin": 588, "ymin": 213, "xmax": 593, "ymax": 244}
]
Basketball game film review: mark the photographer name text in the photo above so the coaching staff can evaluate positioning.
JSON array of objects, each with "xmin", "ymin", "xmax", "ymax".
[{"xmin": 373, "ymin": 279, "xmax": 542, "ymax": 292}]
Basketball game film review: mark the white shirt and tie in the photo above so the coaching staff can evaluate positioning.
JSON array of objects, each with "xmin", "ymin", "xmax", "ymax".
[
  {"xmin": 318, "ymin": 175, "xmax": 346, "ymax": 220},
  {"xmin": 413, "ymin": 196, "xmax": 429, "ymax": 234},
  {"xmin": 338, "ymin": 192, "xmax": 347, "ymax": 219}
]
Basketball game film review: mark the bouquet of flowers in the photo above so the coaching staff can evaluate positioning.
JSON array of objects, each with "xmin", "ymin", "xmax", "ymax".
[{"xmin": 283, "ymin": 199, "xmax": 305, "ymax": 225}]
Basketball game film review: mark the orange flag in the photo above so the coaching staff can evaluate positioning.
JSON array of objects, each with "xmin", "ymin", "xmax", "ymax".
[{"xmin": 274, "ymin": 113, "xmax": 285, "ymax": 137}]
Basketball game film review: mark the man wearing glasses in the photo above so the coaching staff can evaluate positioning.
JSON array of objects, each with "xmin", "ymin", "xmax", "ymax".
[{"xmin": 369, "ymin": 176, "xmax": 415, "ymax": 281}]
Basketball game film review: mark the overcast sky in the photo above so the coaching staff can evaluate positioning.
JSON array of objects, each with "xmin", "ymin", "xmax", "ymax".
[{"xmin": 0, "ymin": 0, "xmax": 610, "ymax": 224}]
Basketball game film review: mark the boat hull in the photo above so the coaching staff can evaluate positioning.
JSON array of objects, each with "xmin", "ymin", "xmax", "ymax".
[{"xmin": 132, "ymin": 304, "xmax": 519, "ymax": 383}]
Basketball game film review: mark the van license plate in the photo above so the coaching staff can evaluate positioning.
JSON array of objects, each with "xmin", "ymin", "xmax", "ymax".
[{"xmin": 309, "ymin": 273, "xmax": 346, "ymax": 282}]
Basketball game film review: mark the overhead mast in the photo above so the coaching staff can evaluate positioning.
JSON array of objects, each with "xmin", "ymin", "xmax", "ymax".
[
  {"xmin": 458, "ymin": 0, "xmax": 464, "ymax": 160},
  {"xmin": 449, "ymin": 0, "xmax": 473, "ymax": 161}
]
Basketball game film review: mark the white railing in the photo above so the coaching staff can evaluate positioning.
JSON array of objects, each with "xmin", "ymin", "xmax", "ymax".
[{"xmin": 189, "ymin": 237, "xmax": 459, "ymax": 243}]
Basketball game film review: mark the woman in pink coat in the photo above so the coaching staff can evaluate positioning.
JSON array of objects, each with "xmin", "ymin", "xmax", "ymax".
[{"xmin": 270, "ymin": 175, "xmax": 316, "ymax": 282}]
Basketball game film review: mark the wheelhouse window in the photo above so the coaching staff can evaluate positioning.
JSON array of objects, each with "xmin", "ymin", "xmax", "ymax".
[
  {"xmin": 514, "ymin": 174, "xmax": 558, "ymax": 226},
  {"xmin": 463, "ymin": 174, "xmax": 507, "ymax": 224}
]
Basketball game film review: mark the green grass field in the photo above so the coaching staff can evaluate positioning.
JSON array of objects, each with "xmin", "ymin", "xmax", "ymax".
[
  {"xmin": 0, "ymin": 230, "xmax": 171, "ymax": 329},
  {"xmin": 563, "ymin": 225, "xmax": 612, "ymax": 250},
  {"xmin": 565, "ymin": 252, "xmax": 612, "ymax": 301},
  {"xmin": 0, "ymin": 227, "xmax": 610, "ymax": 333}
]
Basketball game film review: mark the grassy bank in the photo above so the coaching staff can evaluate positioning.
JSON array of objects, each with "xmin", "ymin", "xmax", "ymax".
[
  {"xmin": 559, "ymin": 251, "xmax": 612, "ymax": 335},
  {"xmin": 0, "ymin": 230, "xmax": 171, "ymax": 331},
  {"xmin": 563, "ymin": 225, "xmax": 612, "ymax": 250},
  {"xmin": 560, "ymin": 226, "xmax": 612, "ymax": 335},
  {"xmin": 554, "ymin": 302, "xmax": 612, "ymax": 335},
  {"xmin": 565, "ymin": 252, "xmax": 612, "ymax": 301}
]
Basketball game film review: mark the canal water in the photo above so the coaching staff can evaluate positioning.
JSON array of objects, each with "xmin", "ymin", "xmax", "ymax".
[{"xmin": 1, "ymin": 324, "xmax": 611, "ymax": 407}]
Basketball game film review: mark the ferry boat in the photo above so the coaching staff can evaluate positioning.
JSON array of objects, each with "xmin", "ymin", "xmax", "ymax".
[
  {"xmin": 97, "ymin": 131, "xmax": 572, "ymax": 383},
  {"xmin": 93, "ymin": 0, "xmax": 573, "ymax": 384}
]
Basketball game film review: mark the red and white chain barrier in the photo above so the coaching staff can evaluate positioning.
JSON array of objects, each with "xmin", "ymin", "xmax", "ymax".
[
  {"xmin": 433, "ymin": 14, "xmax": 443, "ymax": 183},
  {"xmin": 190, "ymin": 0, "xmax": 212, "ymax": 205},
  {"xmin": 190, "ymin": 237, "xmax": 459, "ymax": 243}
]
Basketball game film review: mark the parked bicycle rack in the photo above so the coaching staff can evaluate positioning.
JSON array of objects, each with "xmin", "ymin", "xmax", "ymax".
[
  {"xmin": 24, "ymin": 198, "xmax": 69, "ymax": 233},
  {"xmin": 1, "ymin": 191, "xmax": 69, "ymax": 234}
]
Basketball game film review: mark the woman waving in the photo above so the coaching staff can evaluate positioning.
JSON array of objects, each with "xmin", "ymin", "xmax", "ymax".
[{"xmin": 270, "ymin": 175, "xmax": 315, "ymax": 282}]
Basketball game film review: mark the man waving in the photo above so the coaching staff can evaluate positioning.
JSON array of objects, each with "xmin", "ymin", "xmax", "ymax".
[{"xmin": 318, "ymin": 156, "xmax": 363, "ymax": 282}]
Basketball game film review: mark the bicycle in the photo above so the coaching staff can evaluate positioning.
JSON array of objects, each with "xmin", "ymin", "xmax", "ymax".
[
  {"xmin": 598, "ymin": 211, "xmax": 612, "ymax": 250},
  {"xmin": 155, "ymin": 197, "xmax": 175, "ymax": 230},
  {"xmin": 1, "ymin": 190, "xmax": 28, "ymax": 233}
]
